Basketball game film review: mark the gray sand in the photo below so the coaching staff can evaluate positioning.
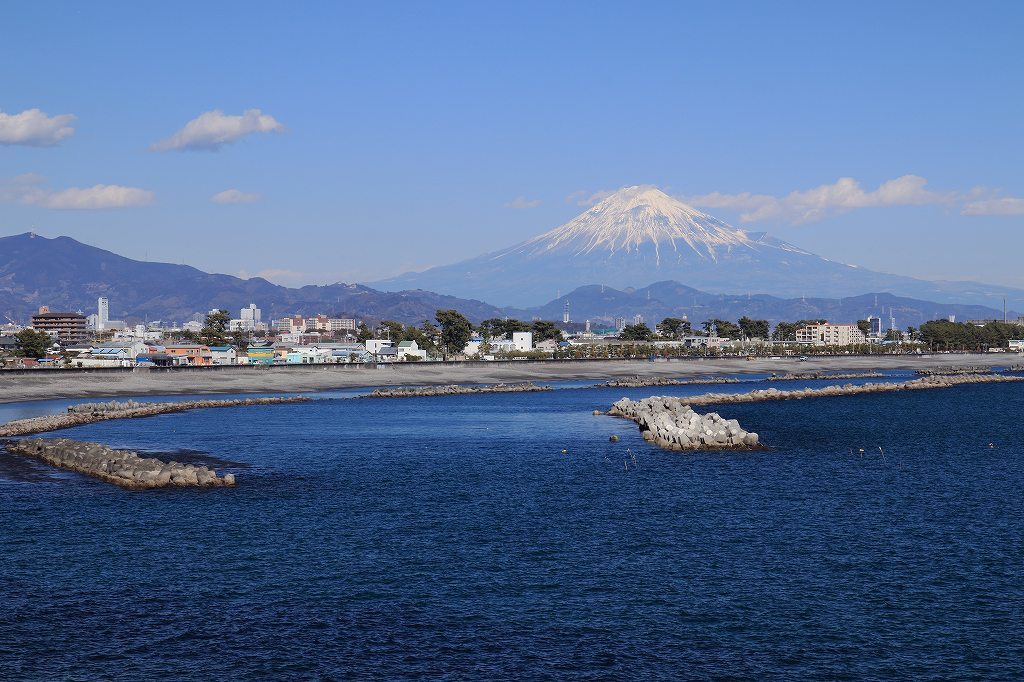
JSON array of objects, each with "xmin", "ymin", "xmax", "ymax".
[{"xmin": 0, "ymin": 353, "xmax": 1015, "ymax": 404}]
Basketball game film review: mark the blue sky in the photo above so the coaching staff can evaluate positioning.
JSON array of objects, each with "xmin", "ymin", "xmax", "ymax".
[{"xmin": 2, "ymin": 1, "xmax": 1022, "ymax": 290}]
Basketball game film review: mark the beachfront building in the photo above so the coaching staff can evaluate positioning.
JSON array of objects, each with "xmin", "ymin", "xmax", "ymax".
[
  {"xmin": 247, "ymin": 344, "xmax": 276, "ymax": 365},
  {"xmin": 396, "ymin": 340, "xmax": 427, "ymax": 361},
  {"xmin": 794, "ymin": 323, "xmax": 867, "ymax": 347},
  {"xmin": 163, "ymin": 344, "xmax": 214, "ymax": 366},
  {"xmin": 209, "ymin": 346, "xmax": 238, "ymax": 365},
  {"xmin": 463, "ymin": 337, "xmax": 484, "ymax": 356},
  {"xmin": 512, "ymin": 331, "xmax": 533, "ymax": 352}
]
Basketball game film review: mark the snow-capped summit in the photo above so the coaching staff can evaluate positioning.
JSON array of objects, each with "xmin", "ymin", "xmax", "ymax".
[
  {"xmin": 370, "ymin": 185, "xmax": 1016, "ymax": 307},
  {"xmin": 509, "ymin": 185, "xmax": 758, "ymax": 263}
]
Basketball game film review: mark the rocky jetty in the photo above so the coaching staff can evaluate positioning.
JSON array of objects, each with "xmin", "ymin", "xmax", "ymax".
[
  {"xmin": 0, "ymin": 396, "xmax": 310, "ymax": 438},
  {"xmin": 916, "ymin": 365, "xmax": 990, "ymax": 376},
  {"xmin": 67, "ymin": 399, "xmax": 155, "ymax": 414},
  {"xmin": 368, "ymin": 382, "xmax": 552, "ymax": 398},
  {"xmin": 5, "ymin": 438, "xmax": 235, "ymax": 490},
  {"xmin": 607, "ymin": 397, "xmax": 759, "ymax": 451},
  {"xmin": 671, "ymin": 373, "xmax": 1022, "ymax": 408},
  {"xmin": 768, "ymin": 371, "xmax": 885, "ymax": 381},
  {"xmin": 597, "ymin": 375, "xmax": 740, "ymax": 388}
]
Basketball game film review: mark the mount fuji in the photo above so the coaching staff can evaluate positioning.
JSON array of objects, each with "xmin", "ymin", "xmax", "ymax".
[{"xmin": 372, "ymin": 186, "xmax": 1024, "ymax": 308}]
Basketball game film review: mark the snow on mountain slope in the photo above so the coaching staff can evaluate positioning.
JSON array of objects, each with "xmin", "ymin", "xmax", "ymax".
[{"xmin": 504, "ymin": 186, "xmax": 757, "ymax": 263}]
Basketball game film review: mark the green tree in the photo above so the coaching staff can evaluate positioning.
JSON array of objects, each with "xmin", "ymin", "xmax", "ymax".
[
  {"xmin": 619, "ymin": 323, "xmax": 654, "ymax": 341},
  {"xmin": 356, "ymin": 322, "xmax": 373, "ymax": 343},
  {"xmin": 712, "ymin": 319, "xmax": 741, "ymax": 339},
  {"xmin": 657, "ymin": 317, "xmax": 691, "ymax": 339},
  {"xmin": 15, "ymin": 328, "xmax": 54, "ymax": 358},
  {"xmin": 435, "ymin": 309, "xmax": 472, "ymax": 359},
  {"xmin": 772, "ymin": 322, "xmax": 798, "ymax": 342},
  {"xmin": 856, "ymin": 319, "xmax": 871, "ymax": 335},
  {"xmin": 531, "ymin": 320, "xmax": 564, "ymax": 342},
  {"xmin": 200, "ymin": 309, "xmax": 231, "ymax": 346},
  {"xmin": 378, "ymin": 320, "xmax": 405, "ymax": 341},
  {"xmin": 737, "ymin": 317, "xmax": 770, "ymax": 340}
]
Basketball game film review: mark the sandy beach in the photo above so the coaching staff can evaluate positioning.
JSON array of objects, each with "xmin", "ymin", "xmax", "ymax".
[{"xmin": 0, "ymin": 353, "xmax": 1015, "ymax": 404}]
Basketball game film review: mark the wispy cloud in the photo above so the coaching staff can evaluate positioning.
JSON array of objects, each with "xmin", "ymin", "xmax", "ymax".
[
  {"xmin": 0, "ymin": 108, "xmax": 76, "ymax": 146},
  {"xmin": 0, "ymin": 174, "xmax": 154, "ymax": 209},
  {"xmin": 504, "ymin": 196, "xmax": 541, "ymax": 209},
  {"xmin": 151, "ymin": 108, "xmax": 284, "ymax": 152},
  {"xmin": 211, "ymin": 189, "xmax": 260, "ymax": 204},
  {"xmin": 566, "ymin": 189, "xmax": 615, "ymax": 207},
  {"xmin": 685, "ymin": 175, "xmax": 955, "ymax": 224},
  {"xmin": 961, "ymin": 197, "xmax": 1024, "ymax": 216}
]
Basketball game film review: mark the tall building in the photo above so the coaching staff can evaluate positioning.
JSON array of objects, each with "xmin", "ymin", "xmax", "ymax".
[
  {"xmin": 795, "ymin": 323, "xmax": 866, "ymax": 347},
  {"xmin": 31, "ymin": 307, "xmax": 89, "ymax": 345},
  {"xmin": 633, "ymin": 314, "xmax": 644, "ymax": 326},
  {"xmin": 563, "ymin": 300, "xmax": 570, "ymax": 324},
  {"xmin": 97, "ymin": 297, "xmax": 109, "ymax": 331},
  {"xmin": 867, "ymin": 316, "xmax": 883, "ymax": 337},
  {"xmin": 614, "ymin": 317, "xmax": 626, "ymax": 332},
  {"xmin": 240, "ymin": 303, "xmax": 262, "ymax": 325}
]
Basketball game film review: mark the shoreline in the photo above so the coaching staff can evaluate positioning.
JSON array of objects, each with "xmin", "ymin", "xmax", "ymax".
[{"xmin": 0, "ymin": 353, "xmax": 1016, "ymax": 405}]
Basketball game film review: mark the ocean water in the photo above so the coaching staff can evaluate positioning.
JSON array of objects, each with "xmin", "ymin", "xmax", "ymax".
[{"xmin": 1, "ymin": 377, "xmax": 1022, "ymax": 680}]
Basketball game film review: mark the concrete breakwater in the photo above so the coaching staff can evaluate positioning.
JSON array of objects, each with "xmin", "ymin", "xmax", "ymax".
[
  {"xmin": 367, "ymin": 382, "xmax": 552, "ymax": 398},
  {"xmin": 607, "ymin": 397, "xmax": 760, "ymax": 451},
  {"xmin": 768, "ymin": 371, "xmax": 885, "ymax": 381},
  {"xmin": 0, "ymin": 396, "xmax": 311, "ymax": 438},
  {"xmin": 5, "ymin": 438, "xmax": 235, "ymax": 489},
  {"xmin": 661, "ymin": 373, "xmax": 1023, "ymax": 408},
  {"xmin": 597, "ymin": 375, "xmax": 741, "ymax": 388}
]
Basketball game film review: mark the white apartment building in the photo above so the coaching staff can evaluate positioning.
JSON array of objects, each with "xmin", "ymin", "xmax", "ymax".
[{"xmin": 795, "ymin": 323, "xmax": 867, "ymax": 346}]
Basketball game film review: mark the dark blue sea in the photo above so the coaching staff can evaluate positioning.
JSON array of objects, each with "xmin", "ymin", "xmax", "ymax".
[{"xmin": 2, "ymin": 375, "xmax": 1023, "ymax": 680}]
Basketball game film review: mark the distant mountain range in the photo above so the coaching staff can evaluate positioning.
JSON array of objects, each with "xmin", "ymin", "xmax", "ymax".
[
  {"xmin": 513, "ymin": 281, "xmax": 1015, "ymax": 329},
  {"xmin": 0, "ymin": 231, "xmax": 1014, "ymax": 328},
  {"xmin": 371, "ymin": 185, "xmax": 1024, "ymax": 309},
  {"xmin": 0, "ymin": 233, "xmax": 503, "ymax": 325}
]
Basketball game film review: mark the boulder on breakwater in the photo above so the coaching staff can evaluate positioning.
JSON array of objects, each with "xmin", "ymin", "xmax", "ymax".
[
  {"xmin": 368, "ymin": 382, "xmax": 552, "ymax": 398},
  {"xmin": 607, "ymin": 396, "xmax": 760, "ymax": 451},
  {"xmin": 768, "ymin": 371, "xmax": 884, "ymax": 381},
  {"xmin": 0, "ymin": 396, "xmax": 310, "ymax": 438},
  {"xmin": 597, "ymin": 375, "xmax": 740, "ymax": 388},
  {"xmin": 916, "ymin": 365, "xmax": 990, "ymax": 376},
  {"xmin": 4, "ymin": 438, "xmax": 236, "ymax": 490}
]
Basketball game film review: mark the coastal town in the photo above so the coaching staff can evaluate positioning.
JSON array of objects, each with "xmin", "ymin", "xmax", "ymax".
[{"xmin": 2, "ymin": 296, "xmax": 1022, "ymax": 369}]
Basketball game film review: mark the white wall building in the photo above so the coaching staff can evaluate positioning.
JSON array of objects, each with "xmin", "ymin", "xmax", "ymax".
[
  {"xmin": 512, "ymin": 331, "xmax": 533, "ymax": 352},
  {"xmin": 795, "ymin": 323, "xmax": 867, "ymax": 346},
  {"xmin": 365, "ymin": 339, "xmax": 394, "ymax": 355},
  {"xmin": 396, "ymin": 340, "xmax": 428, "ymax": 360}
]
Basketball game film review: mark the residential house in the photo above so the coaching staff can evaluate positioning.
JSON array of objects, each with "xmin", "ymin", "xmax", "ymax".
[
  {"xmin": 163, "ymin": 344, "xmax": 214, "ymax": 366},
  {"xmin": 396, "ymin": 340, "xmax": 427, "ymax": 361},
  {"xmin": 209, "ymin": 346, "xmax": 238, "ymax": 365}
]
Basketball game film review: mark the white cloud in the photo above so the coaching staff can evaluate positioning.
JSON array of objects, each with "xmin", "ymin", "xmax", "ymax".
[
  {"xmin": 685, "ymin": 175, "xmax": 954, "ymax": 224},
  {"xmin": 566, "ymin": 189, "xmax": 615, "ymax": 207},
  {"xmin": 961, "ymin": 197, "xmax": 1024, "ymax": 216},
  {"xmin": 211, "ymin": 189, "xmax": 260, "ymax": 204},
  {"xmin": 0, "ymin": 174, "xmax": 154, "ymax": 210},
  {"xmin": 151, "ymin": 108, "xmax": 284, "ymax": 151},
  {"xmin": 504, "ymin": 196, "xmax": 541, "ymax": 209},
  {"xmin": 0, "ymin": 109, "xmax": 76, "ymax": 146}
]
